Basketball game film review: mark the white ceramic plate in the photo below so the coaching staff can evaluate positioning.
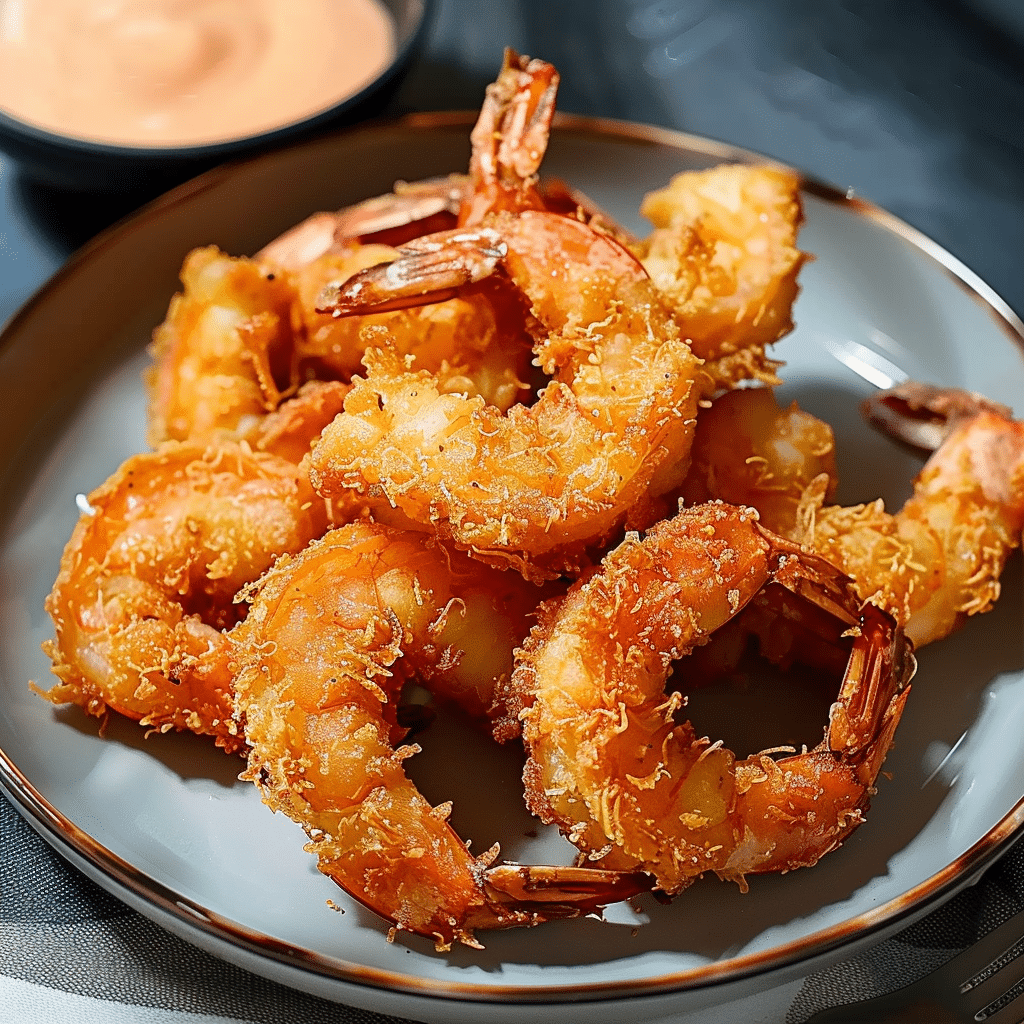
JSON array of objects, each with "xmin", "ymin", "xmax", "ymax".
[{"xmin": 1, "ymin": 115, "xmax": 1023, "ymax": 1024}]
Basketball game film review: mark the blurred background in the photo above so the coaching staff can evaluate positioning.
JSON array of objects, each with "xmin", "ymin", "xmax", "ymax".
[{"xmin": 2, "ymin": 0, "xmax": 1023, "ymax": 328}]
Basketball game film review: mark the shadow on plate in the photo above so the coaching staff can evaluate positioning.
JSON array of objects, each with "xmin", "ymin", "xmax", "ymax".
[{"xmin": 51, "ymin": 704, "xmax": 244, "ymax": 791}]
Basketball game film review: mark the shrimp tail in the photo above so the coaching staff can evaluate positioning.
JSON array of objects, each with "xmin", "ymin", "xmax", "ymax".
[
  {"xmin": 316, "ymin": 229, "xmax": 506, "ymax": 316},
  {"xmin": 828, "ymin": 602, "xmax": 915, "ymax": 780},
  {"xmin": 459, "ymin": 47, "xmax": 559, "ymax": 225},
  {"xmin": 862, "ymin": 381, "xmax": 1014, "ymax": 453},
  {"xmin": 475, "ymin": 863, "xmax": 652, "ymax": 926}
]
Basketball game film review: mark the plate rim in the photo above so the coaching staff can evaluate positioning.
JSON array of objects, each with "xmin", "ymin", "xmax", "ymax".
[{"xmin": 2, "ymin": 109, "xmax": 1023, "ymax": 1007}]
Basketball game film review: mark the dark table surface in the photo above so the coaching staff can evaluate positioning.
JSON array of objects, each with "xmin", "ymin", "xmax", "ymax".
[
  {"xmin": 2, "ymin": 2, "xmax": 1023, "ymax": 1022},
  {"xmin": 4, "ymin": 0, "xmax": 1023, "ymax": 324}
]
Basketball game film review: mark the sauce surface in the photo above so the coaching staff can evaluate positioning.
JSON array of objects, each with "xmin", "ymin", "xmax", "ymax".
[{"xmin": 0, "ymin": 0, "xmax": 396, "ymax": 147}]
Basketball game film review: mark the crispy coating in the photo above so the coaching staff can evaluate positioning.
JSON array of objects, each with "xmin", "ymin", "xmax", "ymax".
[
  {"xmin": 148, "ymin": 232, "xmax": 532, "ymax": 465},
  {"xmin": 310, "ymin": 211, "xmax": 706, "ymax": 580},
  {"xmin": 44, "ymin": 45, "xmax": 1024, "ymax": 952},
  {"xmin": 678, "ymin": 385, "xmax": 838, "ymax": 537},
  {"xmin": 637, "ymin": 164, "xmax": 808, "ymax": 389},
  {"xmin": 147, "ymin": 246, "xmax": 299, "ymax": 447},
  {"xmin": 248, "ymin": 379, "xmax": 351, "ymax": 464},
  {"xmin": 798, "ymin": 406, "xmax": 1024, "ymax": 647},
  {"xmin": 509, "ymin": 503, "xmax": 911, "ymax": 894},
  {"xmin": 232, "ymin": 519, "xmax": 644, "ymax": 948},
  {"xmin": 38, "ymin": 441, "xmax": 333, "ymax": 750},
  {"xmin": 292, "ymin": 244, "xmax": 532, "ymax": 412}
]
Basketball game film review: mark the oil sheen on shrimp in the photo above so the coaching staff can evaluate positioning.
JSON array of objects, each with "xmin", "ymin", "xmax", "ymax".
[
  {"xmin": 38, "ymin": 440, "xmax": 333, "ymax": 751},
  {"xmin": 231, "ymin": 519, "xmax": 648, "ymax": 949},
  {"xmin": 797, "ymin": 385, "xmax": 1024, "ymax": 648},
  {"xmin": 505, "ymin": 502, "xmax": 912, "ymax": 895},
  {"xmin": 637, "ymin": 163, "xmax": 808, "ymax": 390}
]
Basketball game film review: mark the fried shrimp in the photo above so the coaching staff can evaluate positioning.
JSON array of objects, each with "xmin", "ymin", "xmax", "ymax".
[
  {"xmin": 151, "ymin": 194, "xmax": 531, "ymax": 457},
  {"xmin": 637, "ymin": 163, "xmax": 808, "ymax": 390},
  {"xmin": 250, "ymin": 51, "xmax": 558, "ymax": 415},
  {"xmin": 35, "ymin": 44, "xmax": 1024, "ymax": 958},
  {"xmin": 674, "ymin": 383, "xmax": 1024, "ymax": 649},
  {"xmin": 146, "ymin": 246, "xmax": 299, "ymax": 447},
  {"xmin": 248, "ymin": 379, "xmax": 351, "ymax": 464},
  {"xmin": 310, "ymin": 210, "xmax": 705, "ymax": 579},
  {"xmin": 38, "ymin": 441, "xmax": 332, "ymax": 751},
  {"xmin": 291, "ymin": 243, "xmax": 533, "ymax": 412},
  {"xmin": 306, "ymin": 52, "xmax": 814, "ymax": 576},
  {"xmin": 231, "ymin": 519, "xmax": 648, "ymax": 949},
  {"xmin": 678, "ymin": 386, "xmax": 838, "ymax": 537},
  {"xmin": 506, "ymin": 502, "xmax": 912, "ymax": 895},
  {"xmin": 798, "ymin": 384, "xmax": 1024, "ymax": 648}
]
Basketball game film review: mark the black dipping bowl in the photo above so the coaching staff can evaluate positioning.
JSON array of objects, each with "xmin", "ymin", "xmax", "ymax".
[{"xmin": 0, "ymin": 0, "xmax": 434, "ymax": 194}]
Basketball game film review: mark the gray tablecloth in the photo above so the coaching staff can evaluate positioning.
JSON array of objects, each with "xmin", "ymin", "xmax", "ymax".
[{"xmin": 3, "ymin": 2, "xmax": 1024, "ymax": 1021}]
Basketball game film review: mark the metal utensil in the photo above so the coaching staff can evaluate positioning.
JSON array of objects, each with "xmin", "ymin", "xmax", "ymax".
[{"xmin": 806, "ymin": 907, "xmax": 1024, "ymax": 1022}]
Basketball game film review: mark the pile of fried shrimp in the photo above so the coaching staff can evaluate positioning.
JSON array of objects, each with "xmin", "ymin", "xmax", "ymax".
[{"xmin": 35, "ymin": 50, "xmax": 1024, "ymax": 951}]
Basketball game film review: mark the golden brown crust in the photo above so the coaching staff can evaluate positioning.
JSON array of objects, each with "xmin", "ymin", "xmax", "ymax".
[{"xmin": 513, "ymin": 502, "xmax": 912, "ymax": 894}]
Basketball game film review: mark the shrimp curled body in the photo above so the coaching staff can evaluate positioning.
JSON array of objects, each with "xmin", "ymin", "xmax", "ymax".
[
  {"xmin": 311, "ymin": 211, "xmax": 706, "ymax": 579},
  {"xmin": 507, "ymin": 502, "xmax": 913, "ymax": 895},
  {"xmin": 146, "ymin": 247, "xmax": 298, "ymax": 448},
  {"xmin": 39, "ymin": 441, "xmax": 332, "ymax": 751},
  {"xmin": 231, "ymin": 519, "xmax": 648, "ymax": 949}
]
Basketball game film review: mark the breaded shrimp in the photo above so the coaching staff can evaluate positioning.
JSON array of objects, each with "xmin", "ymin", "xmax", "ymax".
[
  {"xmin": 248, "ymin": 379, "xmax": 351, "ymax": 464},
  {"xmin": 637, "ymin": 164, "xmax": 808, "ymax": 390},
  {"xmin": 38, "ymin": 441, "xmax": 333, "ymax": 751},
  {"xmin": 507, "ymin": 502, "xmax": 912, "ymax": 895},
  {"xmin": 678, "ymin": 385, "xmax": 838, "ymax": 537},
  {"xmin": 798, "ymin": 385, "xmax": 1024, "ymax": 648},
  {"xmin": 309, "ymin": 211, "xmax": 705, "ymax": 580},
  {"xmin": 231, "ymin": 519, "xmax": 647, "ymax": 949},
  {"xmin": 146, "ymin": 246, "xmax": 299, "ymax": 447},
  {"xmin": 291, "ymin": 244, "xmax": 533, "ymax": 412}
]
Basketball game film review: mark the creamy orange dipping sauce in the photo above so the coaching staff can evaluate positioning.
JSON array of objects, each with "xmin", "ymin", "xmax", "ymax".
[{"xmin": 0, "ymin": 0, "xmax": 396, "ymax": 147}]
